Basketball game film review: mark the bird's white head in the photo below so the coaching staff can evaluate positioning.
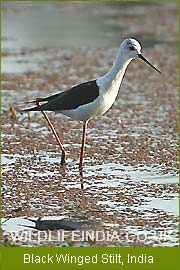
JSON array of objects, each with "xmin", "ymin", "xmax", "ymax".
[
  {"xmin": 121, "ymin": 38, "xmax": 141, "ymax": 58},
  {"xmin": 120, "ymin": 38, "xmax": 161, "ymax": 74}
]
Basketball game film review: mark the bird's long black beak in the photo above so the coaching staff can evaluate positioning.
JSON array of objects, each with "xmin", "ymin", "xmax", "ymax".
[{"xmin": 138, "ymin": 54, "xmax": 161, "ymax": 74}]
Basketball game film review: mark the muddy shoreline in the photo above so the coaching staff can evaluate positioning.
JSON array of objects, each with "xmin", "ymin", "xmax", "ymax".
[{"xmin": 2, "ymin": 2, "xmax": 178, "ymax": 247}]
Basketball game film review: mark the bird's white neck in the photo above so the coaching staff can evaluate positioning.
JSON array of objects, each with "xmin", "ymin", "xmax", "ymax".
[{"xmin": 97, "ymin": 47, "xmax": 133, "ymax": 91}]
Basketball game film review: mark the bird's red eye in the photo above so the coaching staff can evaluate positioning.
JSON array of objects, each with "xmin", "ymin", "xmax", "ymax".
[{"xmin": 129, "ymin": 46, "xmax": 135, "ymax": 51}]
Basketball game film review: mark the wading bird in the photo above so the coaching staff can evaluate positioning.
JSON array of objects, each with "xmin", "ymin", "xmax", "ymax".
[{"xmin": 20, "ymin": 38, "xmax": 161, "ymax": 175}]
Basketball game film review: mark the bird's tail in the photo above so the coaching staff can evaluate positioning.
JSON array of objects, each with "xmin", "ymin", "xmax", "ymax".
[
  {"xmin": 16, "ymin": 92, "xmax": 60, "ymax": 112},
  {"xmin": 15, "ymin": 98, "xmax": 47, "ymax": 112}
]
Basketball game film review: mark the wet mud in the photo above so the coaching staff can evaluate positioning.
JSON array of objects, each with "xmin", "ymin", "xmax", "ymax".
[{"xmin": 2, "ymin": 2, "xmax": 178, "ymax": 246}]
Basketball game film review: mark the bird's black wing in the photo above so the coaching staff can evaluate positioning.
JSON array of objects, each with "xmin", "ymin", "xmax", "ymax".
[{"xmin": 23, "ymin": 80, "xmax": 99, "ymax": 112}]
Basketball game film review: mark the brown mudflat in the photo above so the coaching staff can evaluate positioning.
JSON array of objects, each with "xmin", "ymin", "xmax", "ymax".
[{"xmin": 2, "ymin": 2, "xmax": 178, "ymax": 246}]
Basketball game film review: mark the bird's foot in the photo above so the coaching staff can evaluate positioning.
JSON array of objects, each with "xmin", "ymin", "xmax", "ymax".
[{"xmin": 60, "ymin": 151, "xmax": 66, "ymax": 167}]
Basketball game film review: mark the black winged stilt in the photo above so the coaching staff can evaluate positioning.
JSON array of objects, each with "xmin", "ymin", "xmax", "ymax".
[{"xmin": 20, "ymin": 38, "xmax": 161, "ymax": 174}]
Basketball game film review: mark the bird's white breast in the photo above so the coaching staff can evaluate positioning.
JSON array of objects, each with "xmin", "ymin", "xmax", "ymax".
[
  {"xmin": 60, "ymin": 53, "xmax": 130, "ymax": 122},
  {"xmin": 61, "ymin": 79, "xmax": 120, "ymax": 122}
]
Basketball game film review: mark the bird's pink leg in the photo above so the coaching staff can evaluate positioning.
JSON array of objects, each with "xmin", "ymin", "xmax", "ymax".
[
  {"xmin": 79, "ymin": 121, "xmax": 87, "ymax": 175},
  {"xmin": 35, "ymin": 98, "xmax": 66, "ymax": 166}
]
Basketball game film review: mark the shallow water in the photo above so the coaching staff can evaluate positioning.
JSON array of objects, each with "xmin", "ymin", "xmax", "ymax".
[
  {"xmin": 2, "ymin": 2, "xmax": 179, "ymax": 247},
  {"xmin": 2, "ymin": 2, "xmax": 178, "ymax": 74},
  {"xmin": 2, "ymin": 1, "xmax": 166, "ymax": 50}
]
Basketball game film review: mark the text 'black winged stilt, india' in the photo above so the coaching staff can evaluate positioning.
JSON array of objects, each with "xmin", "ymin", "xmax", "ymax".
[{"xmin": 20, "ymin": 38, "xmax": 161, "ymax": 175}]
